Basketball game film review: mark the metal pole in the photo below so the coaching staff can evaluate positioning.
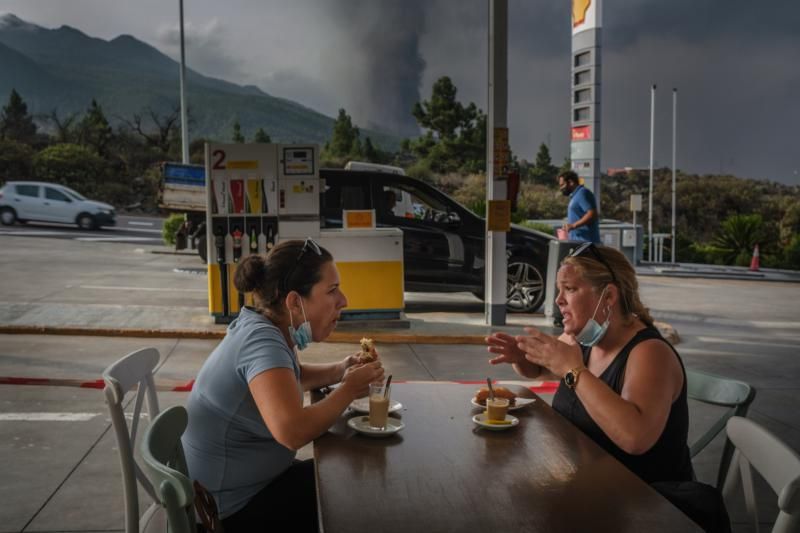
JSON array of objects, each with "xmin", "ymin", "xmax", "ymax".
[
  {"xmin": 671, "ymin": 88, "xmax": 677, "ymax": 264},
  {"xmin": 179, "ymin": 0, "xmax": 189, "ymax": 164},
  {"xmin": 633, "ymin": 210, "xmax": 637, "ymax": 265},
  {"xmin": 648, "ymin": 84, "xmax": 655, "ymax": 262},
  {"xmin": 485, "ymin": 0, "xmax": 508, "ymax": 326}
]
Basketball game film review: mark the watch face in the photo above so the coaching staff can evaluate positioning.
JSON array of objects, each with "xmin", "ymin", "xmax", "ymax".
[{"xmin": 565, "ymin": 371, "xmax": 576, "ymax": 387}]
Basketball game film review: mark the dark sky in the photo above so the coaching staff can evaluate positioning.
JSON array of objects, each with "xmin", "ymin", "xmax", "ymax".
[{"xmin": 3, "ymin": 0, "xmax": 799, "ymax": 183}]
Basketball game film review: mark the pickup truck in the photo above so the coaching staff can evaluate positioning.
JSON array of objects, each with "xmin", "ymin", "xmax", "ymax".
[{"xmin": 159, "ymin": 162, "xmax": 552, "ymax": 312}]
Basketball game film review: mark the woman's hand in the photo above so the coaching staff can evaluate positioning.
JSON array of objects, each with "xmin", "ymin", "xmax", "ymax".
[
  {"xmin": 516, "ymin": 326, "xmax": 584, "ymax": 377},
  {"xmin": 338, "ymin": 348, "xmax": 380, "ymax": 381},
  {"xmin": 341, "ymin": 361, "xmax": 384, "ymax": 399},
  {"xmin": 486, "ymin": 332, "xmax": 527, "ymax": 366}
]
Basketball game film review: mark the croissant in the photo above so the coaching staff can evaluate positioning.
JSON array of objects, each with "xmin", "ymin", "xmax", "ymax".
[{"xmin": 474, "ymin": 386, "xmax": 516, "ymax": 406}]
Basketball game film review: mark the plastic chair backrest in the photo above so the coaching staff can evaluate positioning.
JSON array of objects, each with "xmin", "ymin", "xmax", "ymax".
[
  {"xmin": 141, "ymin": 405, "xmax": 196, "ymax": 533},
  {"xmin": 686, "ymin": 368, "xmax": 756, "ymax": 487},
  {"xmin": 723, "ymin": 416, "xmax": 800, "ymax": 533},
  {"xmin": 102, "ymin": 347, "xmax": 161, "ymax": 533}
]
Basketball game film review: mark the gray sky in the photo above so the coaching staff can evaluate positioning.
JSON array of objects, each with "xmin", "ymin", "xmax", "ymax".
[{"xmin": 2, "ymin": 0, "xmax": 798, "ymax": 184}]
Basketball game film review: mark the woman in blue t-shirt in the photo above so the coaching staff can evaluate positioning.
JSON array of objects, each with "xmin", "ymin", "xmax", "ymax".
[{"xmin": 183, "ymin": 239, "xmax": 384, "ymax": 532}]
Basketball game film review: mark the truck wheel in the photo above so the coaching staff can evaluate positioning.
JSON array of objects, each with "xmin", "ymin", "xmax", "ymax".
[
  {"xmin": 506, "ymin": 256, "xmax": 545, "ymax": 313},
  {"xmin": 197, "ymin": 234, "xmax": 208, "ymax": 263},
  {"xmin": 77, "ymin": 213, "xmax": 97, "ymax": 230},
  {"xmin": 1, "ymin": 207, "xmax": 17, "ymax": 226}
]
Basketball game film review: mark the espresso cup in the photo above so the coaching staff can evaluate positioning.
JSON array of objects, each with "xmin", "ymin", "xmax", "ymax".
[{"xmin": 485, "ymin": 397, "xmax": 509, "ymax": 421}]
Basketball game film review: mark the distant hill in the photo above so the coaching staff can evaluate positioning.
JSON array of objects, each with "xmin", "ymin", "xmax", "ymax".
[{"xmin": 0, "ymin": 14, "xmax": 401, "ymax": 149}]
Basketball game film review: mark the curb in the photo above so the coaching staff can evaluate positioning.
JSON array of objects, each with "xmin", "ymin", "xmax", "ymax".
[{"xmin": 0, "ymin": 322, "xmax": 681, "ymax": 345}]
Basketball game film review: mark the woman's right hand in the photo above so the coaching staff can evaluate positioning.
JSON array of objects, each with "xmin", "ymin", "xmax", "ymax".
[
  {"xmin": 341, "ymin": 361, "xmax": 384, "ymax": 399},
  {"xmin": 486, "ymin": 332, "xmax": 527, "ymax": 366}
]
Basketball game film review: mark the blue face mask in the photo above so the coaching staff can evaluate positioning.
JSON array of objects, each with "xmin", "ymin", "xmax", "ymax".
[
  {"xmin": 288, "ymin": 298, "xmax": 313, "ymax": 351},
  {"xmin": 575, "ymin": 286, "xmax": 610, "ymax": 347}
]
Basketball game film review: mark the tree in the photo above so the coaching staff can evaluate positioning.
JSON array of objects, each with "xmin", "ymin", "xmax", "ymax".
[
  {"xmin": 121, "ymin": 106, "xmax": 181, "ymax": 155},
  {"xmin": 530, "ymin": 143, "xmax": 557, "ymax": 184},
  {"xmin": 232, "ymin": 120, "xmax": 245, "ymax": 143},
  {"xmin": 76, "ymin": 99, "xmax": 113, "ymax": 156},
  {"xmin": 327, "ymin": 109, "xmax": 361, "ymax": 157},
  {"xmin": 253, "ymin": 128, "xmax": 271, "ymax": 143},
  {"xmin": 0, "ymin": 89, "xmax": 37, "ymax": 144},
  {"xmin": 712, "ymin": 213, "xmax": 765, "ymax": 266},
  {"xmin": 48, "ymin": 109, "xmax": 79, "ymax": 143},
  {"xmin": 407, "ymin": 76, "xmax": 486, "ymax": 174},
  {"xmin": 0, "ymin": 139, "xmax": 34, "ymax": 181},
  {"xmin": 32, "ymin": 143, "xmax": 109, "ymax": 195}
]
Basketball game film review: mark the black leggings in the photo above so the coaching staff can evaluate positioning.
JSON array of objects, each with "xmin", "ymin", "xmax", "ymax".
[{"xmin": 222, "ymin": 459, "xmax": 318, "ymax": 533}]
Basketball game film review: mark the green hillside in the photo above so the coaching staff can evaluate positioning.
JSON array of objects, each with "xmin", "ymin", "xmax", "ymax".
[{"xmin": 0, "ymin": 14, "xmax": 400, "ymax": 149}]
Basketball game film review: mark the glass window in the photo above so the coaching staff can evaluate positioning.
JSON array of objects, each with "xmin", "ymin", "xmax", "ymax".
[
  {"xmin": 45, "ymin": 187, "xmax": 70, "ymax": 202},
  {"xmin": 15, "ymin": 184, "xmax": 39, "ymax": 197},
  {"xmin": 574, "ymin": 51, "xmax": 591, "ymax": 67},
  {"xmin": 574, "ymin": 107, "xmax": 591, "ymax": 121},
  {"xmin": 574, "ymin": 70, "xmax": 591, "ymax": 86},
  {"xmin": 574, "ymin": 88, "xmax": 591, "ymax": 103},
  {"xmin": 387, "ymin": 183, "xmax": 453, "ymax": 223}
]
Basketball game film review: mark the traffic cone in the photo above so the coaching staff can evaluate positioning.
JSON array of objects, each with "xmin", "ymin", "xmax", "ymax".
[{"xmin": 749, "ymin": 244, "xmax": 760, "ymax": 271}]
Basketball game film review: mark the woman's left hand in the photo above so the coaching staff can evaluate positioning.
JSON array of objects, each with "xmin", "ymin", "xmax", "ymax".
[
  {"xmin": 340, "ymin": 349, "xmax": 380, "ymax": 378},
  {"xmin": 516, "ymin": 326, "xmax": 583, "ymax": 377}
]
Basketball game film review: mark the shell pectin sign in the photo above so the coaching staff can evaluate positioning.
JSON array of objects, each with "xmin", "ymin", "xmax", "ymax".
[{"xmin": 572, "ymin": 0, "xmax": 602, "ymax": 35}]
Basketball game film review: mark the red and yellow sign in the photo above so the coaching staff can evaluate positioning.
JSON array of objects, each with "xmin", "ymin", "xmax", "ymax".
[{"xmin": 343, "ymin": 210, "xmax": 376, "ymax": 229}]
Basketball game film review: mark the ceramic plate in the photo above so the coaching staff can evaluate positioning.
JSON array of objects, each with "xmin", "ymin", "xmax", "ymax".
[
  {"xmin": 349, "ymin": 398, "xmax": 403, "ymax": 414},
  {"xmin": 347, "ymin": 415, "xmax": 405, "ymax": 437},
  {"xmin": 472, "ymin": 413, "xmax": 520, "ymax": 431},
  {"xmin": 471, "ymin": 397, "xmax": 536, "ymax": 411}
]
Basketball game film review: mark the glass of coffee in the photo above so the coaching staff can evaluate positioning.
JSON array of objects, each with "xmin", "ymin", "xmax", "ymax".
[
  {"xmin": 369, "ymin": 383, "xmax": 390, "ymax": 429},
  {"xmin": 486, "ymin": 397, "xmax": 509, "ymax": 421}
]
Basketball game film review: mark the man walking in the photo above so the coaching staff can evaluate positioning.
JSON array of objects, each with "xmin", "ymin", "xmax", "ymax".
[{"xmin": 559, "ymin": 171, "xmax": 600, "ymax": 244}]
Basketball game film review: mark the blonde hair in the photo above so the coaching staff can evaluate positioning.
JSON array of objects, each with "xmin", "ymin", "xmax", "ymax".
[{"xmin": 561, "ymin": 246, "xmax": 654, "ymax": 327}]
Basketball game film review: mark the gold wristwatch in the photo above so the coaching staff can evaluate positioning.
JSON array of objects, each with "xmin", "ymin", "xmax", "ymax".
[{"xmin": 564, "ymin": 366, "xmax": 586, "ymax": 389}]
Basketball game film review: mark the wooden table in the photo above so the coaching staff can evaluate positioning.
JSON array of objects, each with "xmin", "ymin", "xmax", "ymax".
[{"xmin": 313, "ymin": 382, "xmax": 700, "ymax": 533}]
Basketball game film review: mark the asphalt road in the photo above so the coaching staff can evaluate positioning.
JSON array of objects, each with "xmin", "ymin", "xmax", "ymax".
[{"xmin": 0, "ymin": 213, "xmax": 166, "ymax": 245}]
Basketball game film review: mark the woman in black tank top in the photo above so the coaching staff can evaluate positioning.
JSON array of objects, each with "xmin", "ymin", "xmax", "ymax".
[{"xmin": 486, "ymin": 243, "xmax": 693, "ymax": 484}]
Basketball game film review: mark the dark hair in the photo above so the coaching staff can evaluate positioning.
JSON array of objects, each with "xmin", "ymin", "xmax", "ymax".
[
  {"xmin": 233, "ymin": 239, "xmax": 333, "ymax": 311},
  {"xmin": 559, "ymin": 170, "xmax": 580, "ymax": 184}
]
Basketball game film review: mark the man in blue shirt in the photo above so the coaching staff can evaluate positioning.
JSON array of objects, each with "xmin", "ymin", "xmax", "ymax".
[{"xmin": 559, "ymin": 170, "xmax": 601, "ymax": 244}]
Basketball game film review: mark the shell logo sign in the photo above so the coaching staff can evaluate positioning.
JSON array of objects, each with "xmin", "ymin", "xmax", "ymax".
[
  {"xmin": 572, "ymin": 0, "xmax": 601, "ymax": 34},
  {"xmin": 573, "ymin": 0, "xmax": 591, "ymax": 27}
]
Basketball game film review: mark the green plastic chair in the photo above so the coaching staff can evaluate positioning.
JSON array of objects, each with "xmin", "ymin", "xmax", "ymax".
[
  {"xmin": 141, "ymin": 405, "xmax": 197, "ymax": 533},
  {"xmin": 722, "ymin": 416, "xmax": 800, "ymax": 533},
  {"xmin": 686, "ymin": 368, "xmax": 756, "ymax": 488}
]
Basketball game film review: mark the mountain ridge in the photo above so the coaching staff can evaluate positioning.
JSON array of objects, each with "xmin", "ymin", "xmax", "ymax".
[{"xmin": 0, "ymin": 13, "xmax": 401, "ymax": 149}]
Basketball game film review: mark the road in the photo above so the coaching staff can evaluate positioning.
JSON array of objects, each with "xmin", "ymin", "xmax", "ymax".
[{"xmin": 0, "ymin": 213, "xmax": 165, "ymax": 245}]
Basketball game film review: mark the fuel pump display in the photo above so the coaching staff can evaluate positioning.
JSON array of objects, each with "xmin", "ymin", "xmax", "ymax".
[{"xmin": 205, "ymin": 142, "xmax": 318, "ymax": 323}]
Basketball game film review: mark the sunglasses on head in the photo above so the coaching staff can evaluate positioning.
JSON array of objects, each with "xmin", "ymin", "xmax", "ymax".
[
  {"xmin": 282, "ymin": 238, "xmax": 322, "ymax": 292},
  {"xmin": 567, "ymin": 242, "xmax": 617, "ymax": 283}
]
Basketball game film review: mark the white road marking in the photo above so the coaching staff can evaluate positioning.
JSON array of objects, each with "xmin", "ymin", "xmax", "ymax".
[
  {"xmin": 79, "ymin": 285, "xmax": 206, "ymax": 293},
  {"xmin": 127, "ymin": 221, "xmax": 156, "ymax": 227},
  {"xmin": 697, "ymin": 336, "xmax": 800, "ymax": 349},
  {"xmin": 74, "ymin": 237, "xmax": 159, "ymax": 242},
  {"xmin": 110, "ymin": 226, "xmax": 163, "ymax": 234},
  {"xmin": 0, "ymin": 412, "xmax": 99, "ymax": 422}
]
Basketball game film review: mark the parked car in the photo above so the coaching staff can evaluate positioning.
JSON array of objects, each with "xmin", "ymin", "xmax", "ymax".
[
  {"xmin": 0, "ymin": 181, "xmax": 116, "ymax": 229},
  {"xmin": 320, "ymin": 168, "xmax": 554, "ymax": 313}
]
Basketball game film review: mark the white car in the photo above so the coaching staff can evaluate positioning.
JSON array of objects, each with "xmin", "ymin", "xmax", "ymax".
[{"xmin": 0, "ymin": 181, "xmax": 116, "ymax": 229}]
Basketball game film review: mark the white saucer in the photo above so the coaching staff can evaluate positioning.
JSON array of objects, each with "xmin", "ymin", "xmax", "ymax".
[
  {"xmin": 349, "ymin": 398, "xmax": 403, "ymax": 414},
  {"xmin": 472, "ymin": 413, "xmax": 519, "ymax": 431},
  {"xmin": 347, "ymin": 415, "xmax": 405, "ymax": 437},
  {"xmin": 471, "ymin": 397, "xmax": 536, "ymax": 411}
]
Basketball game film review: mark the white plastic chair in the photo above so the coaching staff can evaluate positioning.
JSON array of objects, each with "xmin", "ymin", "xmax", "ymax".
[
  {"xmin": 722, "ymin": 416, "xmax": 800, "ymax": 533},
  {"xmin": 103, "ymin": 347, "xmax": 161, "ymax": 533}
]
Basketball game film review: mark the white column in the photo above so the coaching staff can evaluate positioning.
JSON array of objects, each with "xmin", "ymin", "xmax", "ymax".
[
  {"xmin": 648, "ymin": 84, "xmax": 655, "ymax": 262},
  {"xmin": 485, "ymin": 0, "xmax": 508, "ymax": 326},
  {"xmin": 671, "ymin": 88, "xmax": 677, "ymax": 264}
]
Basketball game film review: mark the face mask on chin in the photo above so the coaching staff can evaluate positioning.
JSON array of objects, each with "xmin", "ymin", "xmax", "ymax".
[
  {"xmin": 288, "ymin": 298, "xmax": 313, "ymax": 351},
  {"xmin": 575, "ymin": 286, "xmax": 610, "ymax": 347}
]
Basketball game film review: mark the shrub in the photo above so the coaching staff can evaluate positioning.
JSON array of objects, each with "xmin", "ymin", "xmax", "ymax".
[{"xmin": 162, "ymin": 213, "xmax": 185, "ymax": 246}]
